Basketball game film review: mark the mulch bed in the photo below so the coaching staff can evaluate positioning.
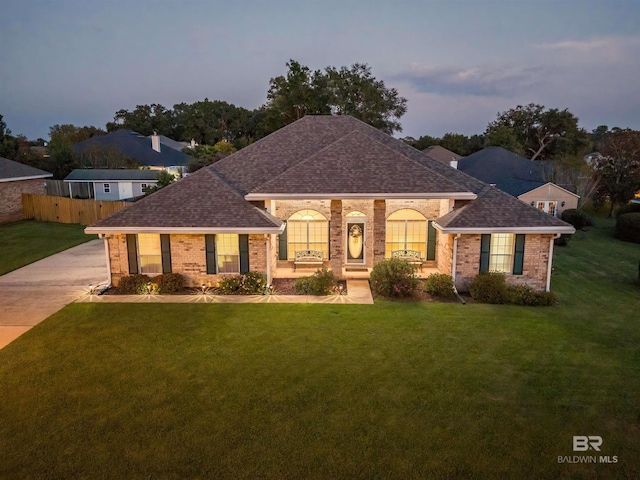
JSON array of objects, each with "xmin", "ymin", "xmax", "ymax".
[{"xmin": 271, "ymin": 278, "xmax": 348, "ymax": 295}]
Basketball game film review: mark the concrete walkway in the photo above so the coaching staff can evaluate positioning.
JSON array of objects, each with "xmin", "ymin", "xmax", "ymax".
[
  {"xmin": 0, "ymin": 239, "xmax": 107, "ymax": 349},
  {"xmin": 75, "ymin": 279, "xmax": 374, "ymax": 305}
]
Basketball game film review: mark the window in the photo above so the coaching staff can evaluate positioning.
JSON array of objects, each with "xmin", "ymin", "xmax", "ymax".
[
  {"xmin": 103, "ymin": 183, "xmax": 111, "ymax": 193},
  {"xmin": 141, "ymin": 183, "xmax": 148, "ymax": 190},
  {"xmin": 287, "ymin": 210, "xmax": 329, "ymax": 260},
  {"xmin": 385, "ymin": 209, "xmax": 427, "ymax": 258},
  {"xmin": 480, "ymin": 234, "xmax": 525, "ymax": 275},
  {"xmin": 138, "ymin": 234, "xmax": 162, "ymax": 274},
  {"xmin": 488, "ymin": 234, "xmax": 515, "ymax": 273},
  {"xmin": 216, "ymin": 234, "xmax": 240, "ymax": 273},
  {"xmin": 537, "ymin": 201, "xmax": 557, "ymax": 216}
]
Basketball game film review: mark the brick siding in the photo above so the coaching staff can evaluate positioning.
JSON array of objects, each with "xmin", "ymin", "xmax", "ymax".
[{"xmin": 0, "ymin": 178, "xmax": 46, "ymax": 223}]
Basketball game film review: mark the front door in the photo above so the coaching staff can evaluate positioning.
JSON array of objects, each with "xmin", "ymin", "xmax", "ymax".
[{"xmin": 346, "ymin": 221, "xmax": 365, "ymax": 265}]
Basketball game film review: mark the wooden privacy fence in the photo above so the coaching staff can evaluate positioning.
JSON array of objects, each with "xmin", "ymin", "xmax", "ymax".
[{"xmin": 22, "ymin": 194, "xmax": 130, "ymax": 225}]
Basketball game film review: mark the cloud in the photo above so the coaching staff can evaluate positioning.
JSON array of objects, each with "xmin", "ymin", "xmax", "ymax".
[
  {"xmin": 393, "ymin": 63, "xmax": 543, "ymax": 97},
  {"xmin": 533, "ymin": 35, "xmax": 640, "ymax": 64}
]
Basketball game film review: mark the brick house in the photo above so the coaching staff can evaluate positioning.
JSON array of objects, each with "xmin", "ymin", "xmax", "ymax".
[
  {"xmin": 86, "ymin": 116, "xmax": 575, "ymax": 292},
  {"xmin": 0, "ymin": 156, "xmax": 52, "ymax": 223}
]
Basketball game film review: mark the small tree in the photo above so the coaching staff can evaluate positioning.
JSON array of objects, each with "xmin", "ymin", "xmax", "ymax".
[{"xmin": 143, "ymin": 170, "xmax": 175, "ymax": 195}]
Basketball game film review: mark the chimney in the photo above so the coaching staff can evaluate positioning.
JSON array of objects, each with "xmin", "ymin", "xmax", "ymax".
[
  {"xmin": 151, "ymin": 132, "xmax": 161, "ymax": 153},
  {"xmin": 190, "ymin": 139, "xmax": 196, "ymax": 149},
  {"xmin": 449, "ymin": 159, "xmax": 458, "ymax": 169}
]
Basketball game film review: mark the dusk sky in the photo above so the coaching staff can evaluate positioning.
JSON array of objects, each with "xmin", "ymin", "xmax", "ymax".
[{"xmin": 1, "ymin": 0, "xmax": 639, "ymax": 141}]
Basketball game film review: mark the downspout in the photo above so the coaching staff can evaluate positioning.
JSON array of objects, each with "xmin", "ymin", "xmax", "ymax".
[
  {"xmin": 265, "ymin": 234, "xmax": 272, "ymax": 286},
  {"xmin": 451, "ymin": 234, "xmax": 465, "ymax": 304},
  {"xmin": 546, "ymin": 233, "xmax": 561, "ymax": 292},
  {"xmin": 99, "ymin": 234, "xmax": 112, "ymax": 287}
]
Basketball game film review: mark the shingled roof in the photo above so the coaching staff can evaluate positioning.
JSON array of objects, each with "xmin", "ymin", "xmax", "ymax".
[
  {"xmin": 73, "ymin": 130, "xmax": 190, "ymax": 168},
  {"xmin": 0, "ymin": 156, "xmax": 52, "ymax": 181},
  {"xmin": 65, "ymin": 169, "xmax": 160, "ymax": 182},
  {"xmin": 423, "ymin": 146, "xmax": 462, "ymax": 164},
  {"xmin": 85, "ymin": 167, "xmax": 283, "ymax": 233},
  {"xmin": 87, "ymin": 115, "xmax": 572, "ymax": 233},
  {"xmin": 457, "ymin": 146, "xmax": 545, "ymax": 197},
  {"xmin": 434, "ymin": 185, "xmax": 574, "ymax": 233}
]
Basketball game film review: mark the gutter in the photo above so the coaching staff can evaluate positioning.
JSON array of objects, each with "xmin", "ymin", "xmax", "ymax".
[
  {"xmin": 433, "ymin": 223, "xmax": 576, "ymax": 235},
  {"xmin": 84, "ymin": 225, "xmax": 285, "ymax": 235},
  {"xmin": 451, "ymin": 233, "xmax": 466, "ymax": 304},
  {"xmin": 546, "ymin": 233, "xmax": 562, "ymax": 292},
  {"xmin": 244, "ymin": 192, "xmax": 478, "ymax": 201}
]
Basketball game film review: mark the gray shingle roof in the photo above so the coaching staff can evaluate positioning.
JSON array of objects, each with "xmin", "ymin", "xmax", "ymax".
[
  {"xmin": 0, "ymin": 156, "xmax": 52, "ymax": 181},
  {"xmin": 423, "ymin": 146, "xmax": 462, "ymax": 164},
  {"xmin": 435, "ymin": 185, "xmax": 574, "ymax": 232},
  {"xmin": 73, "ymin": 130, "xmax": 190, "ymax": 167},
  {"xmin": 86, "ymin": 167, "xmax": 282, "ymax": 232},
  {"xmin": 457, "ymin": 146, "xmax": 546, "ymax": 197},
  {"xmin": 65, "ymin": 169, "xmax": 160, "ymax": 181}
]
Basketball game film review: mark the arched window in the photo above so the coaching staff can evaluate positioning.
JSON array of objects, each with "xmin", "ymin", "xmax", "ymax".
[
  {"xmin": 287, "ymin": 209, "xmax": 329, "ymax": 260},
  {"xmin": 385, "ymin": 209, "xmax": 428, "ymax": 258}
]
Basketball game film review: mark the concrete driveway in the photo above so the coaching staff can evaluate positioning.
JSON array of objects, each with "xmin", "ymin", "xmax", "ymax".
[{"xmin": 0, "ymin": 239, "xmax": 107, "ymax": 349}]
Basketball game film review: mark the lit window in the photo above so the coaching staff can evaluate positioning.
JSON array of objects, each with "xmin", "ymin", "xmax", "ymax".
[
  {"xmin": 385, "ymin": 209, "xmax": 427, "ymax": 258},
  {"xmin": 287, "ymin": 210, "xmax": 328, "ymax": 260},
  {"xmin": 489, "ymin": 234, "xmax": 515, "ymax": 273},
  {"xmin": 537, "ymin": 201, "xmax": 557, "ymax": 216},
  {"xmin": 103, "ymin": 183, "xmax": 110, "ymax": 193},
  {"xmin": 216, "ymin": 234, "xmax": 240, "ymax": 273},
  {"xmin": 138, "ymin": 234, "xmax": 162, "ymax": 274}
]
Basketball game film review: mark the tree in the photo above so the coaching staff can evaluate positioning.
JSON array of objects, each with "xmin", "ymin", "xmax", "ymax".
[
  {"xmin": 485, "ymin": 103, "xmax": 588, "ymax": 160},
  {"xmin": 183, "ymin": 141, "xmax": 237, "ymax": 173},
  {"xmin": 107, "ymin": 104, "xmax": 171, "ymax": 136},
  {"xmin": 143, "ymin": 170, "xmax": 175, "ymax": 195},
  {"xmin": 593, "ymin": 128, "xmax": 640, "ymax": 216},
  {"xmin": 0, "ymin": 114, "xmax": 19, "ymax": 159},
  {"xmin": 76, "ymin": 144, "xmax": 137, "ymax": 169},
  {"xmin": 263, "ymin": 60, "xmax": 407, "ymax": 135}
]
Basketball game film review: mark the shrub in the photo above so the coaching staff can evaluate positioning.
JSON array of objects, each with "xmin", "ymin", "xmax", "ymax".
[
  {"xmin": 615, "ymin": 212, "xmax": 640, "ymax": 244},
  {"xmin": 424, "ymin": 273, "xmax": 455, "ymax": 298},
  {"xmin": 561, "ymin": 209, "xmax": 592, "ymax": 230},
  {"xmin": 506, "ymin": 284, "xmax": 556, "ymax": 306},
  {"xmin": 615, "ymin": 202, "xmax": 640, "ymax": 218},
  {"xmin": 117, "ymin": 274, "xmax": 151, "ymax": 294},
  {"xmin": 218, "ymin": 272, "xmax": 268, "ymax": 294},
  {"xmin": 294, "ymin": 268, "xmax": 337, "ymax": 295},
  {"xmin": 469, "ymin": 272, "xmax": 508, "ymax": 304},
  {"xmin": 151, "ymin": 273, "xmax": 186, "ymax": 294},
  {"xmin": 369, "ymin": 258, "xmax": 419, "ymax": 298}
]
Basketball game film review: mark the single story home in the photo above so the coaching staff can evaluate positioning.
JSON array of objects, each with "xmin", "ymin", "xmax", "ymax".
[
  {"xmin": 0, "ymin": 156, "xmax": 52, "ymax": 223},
  {"xmin": 457, "ymin": 146, "xmax": 579, "ymax": 216},
  {"xmin": 73, "ymin": 130, "xmax": 190, "ymax": 176},
  {"xmin": 86, "ymin": 116, "xmax": 575, "ymax": 292},
  {"xmin": 64, "ymin": 169, "xmax": 160, "ymax": 201}
]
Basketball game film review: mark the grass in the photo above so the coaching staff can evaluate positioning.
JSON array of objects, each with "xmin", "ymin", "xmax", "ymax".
[
  {"xmin": 0, "ymin": 220, "xmax": 97, "ymax": 275},
  {"xmin": 0, "ymin": 219, "xmax": 639, "ymax": 479}
]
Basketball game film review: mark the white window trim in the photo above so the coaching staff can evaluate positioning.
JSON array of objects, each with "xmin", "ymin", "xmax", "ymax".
[
  {"xmin": 216, "ymin": 234, "xmax": 240, "ymax": 274},
  {"xmin": 103, "ymin": 183, "xmax": 111, "ymax": 193}
]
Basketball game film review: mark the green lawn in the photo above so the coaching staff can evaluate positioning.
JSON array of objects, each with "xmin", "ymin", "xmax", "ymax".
[
  {"xmin": 0, "ymin": 219, "xmax": 638, "ymax": 479},
  {"xmin": 0, "ymin": 220, "xmax": 97, "ymax": 275}
]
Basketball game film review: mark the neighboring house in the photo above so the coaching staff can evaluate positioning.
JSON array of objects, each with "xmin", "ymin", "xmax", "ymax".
[
  {"xmin": 457, "ymin": 146, "xmax": 579, "ymax": 216},
  {"xmin": 64, "ymin": 169, "xmax": 159, "ymax": 201},
  {"xmin": 73, "ymin": 130, "xmax": 190, "ymax": 175},
  {"xmin": 86, "ymin": 116, "xmax": 575, "ymax": 293},
  {"xmin": 0, "ymin": 156, "xmax": 52, "ymax": 223},
  {"xmin": 423, "ymin": 145, "xmax": 462, "ymax": 166}
]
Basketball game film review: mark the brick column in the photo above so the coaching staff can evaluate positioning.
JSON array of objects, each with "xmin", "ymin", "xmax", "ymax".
[
  {"xmin": 373, "ymin": 199, "xmax": 386, "ymax": 264},
  {"xmin": 330, "ymin": 200, "xmax": 343, "ymax": 277}
]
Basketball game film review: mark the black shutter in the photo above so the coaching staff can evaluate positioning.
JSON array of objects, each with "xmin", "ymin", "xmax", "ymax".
[
  {"xmin": 239, "ymin": 234, "xmax": 250, "ymax": 273},
  {"xmin": 480, "ymin": 234, "xmax": 491, "ymax": 273},
  {"xmin": 427, "ymin": 221, "xmax": 437, "ymax": 260},
  {"xmin": 160, "ymin": 234, "xmax": 172, "ymax": 273},
  {"xmin": 278, "ymin": 222, "xmax": 288, "ymax": 260},
  {"xmin": 205, "ymin": 234, "xmax": 217, "ymax": 274},
  {"xmin": 513, "ymin": 234, "xmax": 526, "ymax": 275},
  {"xmin": 126, "ymin": 234, "xmax": 138, "ymax": 274}
]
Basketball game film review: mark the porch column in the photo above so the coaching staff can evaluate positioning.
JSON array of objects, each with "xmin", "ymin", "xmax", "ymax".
[
  {"xmin": 329, "ymin": 200, "xmax": 343, "ymax": 277},
  {"xmin": 373, "ymin": 199, "xmax": 386, "ymax": 264}
]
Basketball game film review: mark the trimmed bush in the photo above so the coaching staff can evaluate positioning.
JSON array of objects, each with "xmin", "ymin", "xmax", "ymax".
[
  {"xmin": 469, "ymin": 272, "xmax": 508, "ymax": 304},
  {"xmin": 561, "ymin": 209, "xmax": 592, "ymax": 230},
  {"xmin": 218, "ymin": 272, "xmax": 268, "ymax": 294},
  {"xmin": 615, "ymin": 212, "xmax": 640, "ymax": 244},
  {"xmin": 506, "ymin": 284, "xmax": 556, "ymax": 306},
  {"xmin": 369, "ymin": 258, "xmax": 419, "ymax": 298},
  {"xmin": 151, "ymin": 273, "xmax": 186, "ymax": 294},
  {"xmin": 554, "ymin": 234, "xmax": 571, "ymax": 247},
  {"xmin": 294, "ymin": 268, "xmax": 337, "ymax": 295},
  {"xmin": 117, "ymin": 274, "xmax": 151, "ymax": 294},
  {"xmin": 424, "ymin": 273, "xmax": 455, "ymax": 298},
  {"xmin": 615, "ymin": 202, "xmax": 640, "ymax": 218}
]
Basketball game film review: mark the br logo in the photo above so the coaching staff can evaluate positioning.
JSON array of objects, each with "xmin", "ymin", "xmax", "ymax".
[{"xmin": 573, "ymin": 436, "xmax": 603, "ymax": 452}]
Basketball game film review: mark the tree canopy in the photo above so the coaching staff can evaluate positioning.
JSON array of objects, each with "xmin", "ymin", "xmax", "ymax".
[
  {"xmin": 485, "ymin": 103, "xmax": 589, "ymax": 160},
  {"xmin": 263, "ymin": 60, "xmax": 407, "ymax": 135}
]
